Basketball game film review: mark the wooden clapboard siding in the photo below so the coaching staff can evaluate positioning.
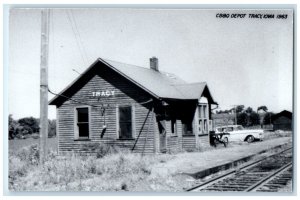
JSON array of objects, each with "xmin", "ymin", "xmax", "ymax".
[
  {"xmin": 166, "ymin": 120, "xmax": 183, "ymax": 153},
  {"xmin": 273, "ymin": 116, "xmax": 292, "ymax": 131},
  {"xmin": 131, "ymin": 106, "xmax": 156, "ymax": 154},
  {"xmin": 153, "ymin": 118, "xmax": 160, "ymax": 153},
  {"xmin": 57, "ymin": 65, "xmax": 157, "ymax": 154},
  {"xmin": 182, "ymin": 135, "xmax": 196, "ymax": 151},
  {"xmin": 177, "ymin": 120, "xmax": 183, "ymax": 152},
  {"xmin": 180, "ymin": 105, "xmax": 197, "ymax": 151},
  {"xmin": 196, "ymin": 134, "xmax": 210, "ymax": 150}
]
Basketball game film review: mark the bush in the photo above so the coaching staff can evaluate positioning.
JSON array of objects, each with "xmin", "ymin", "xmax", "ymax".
[
  {"xmin": 249, "ymin": 112, "xmax": 260, "ymax": 126},
  {"xmin": 9, "ymin": 145, "xmax": 39, "ymax": 190},
  {"xmin": 96, "ymin": 144, "xmax": 123, "ymax": 158},
  {"xmin": 263, "ymin": 112, "xmax": 275, "ymax": 125},
  {"xmin": 32, "ymin": 133, "xmax": 39, "ymax": 139},
  {"xmin": 18, "ymin": 117, "xmax": 39, "ymax": 134},
  {"xmin": 15, "ymin": 144, "xmax": 39, "ymax": 165},
  {"xmin": 81, "ymin": 143, "xmax": 122, "ymax": 158},
  {"xmin": 9, "ymin": 115, "xmax": 56, "ymax": 140},
  {"xmin": 93, "ymin": 153, "xmax": 153, "ymax": 179},
  {"xmin": 237, "ymin": 112, "xmax": 248, "ymax": 127},
  {"xmin": 9, "ymin": 156, "xmax": 27, "ymax": 177},
  {"xmin": 9, "ymin": 145, "xmax": 176, "ymax": 191}
]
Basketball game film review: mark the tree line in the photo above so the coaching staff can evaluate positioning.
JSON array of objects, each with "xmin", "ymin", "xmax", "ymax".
[
  {"xmin": 215, "ymin": 105, "xmax": 275, "ymax": 127},
  {"xmin": 9, "ymin": 115, "xmax": 56, "ymax": 140}
]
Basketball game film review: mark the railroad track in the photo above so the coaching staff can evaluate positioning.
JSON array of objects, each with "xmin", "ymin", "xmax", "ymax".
[{"xmin": 186, "ymin": 147, "xmax": 293, "ymax": 192}]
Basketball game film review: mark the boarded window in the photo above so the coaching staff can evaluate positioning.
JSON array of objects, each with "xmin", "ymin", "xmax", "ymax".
[
  {"xmin": 119, "ymin": 106, "xmax": 132, "ymax": 139},
  {"xmin": 76, "ymin": 107, "xmax": 89, "ymax": 138}
]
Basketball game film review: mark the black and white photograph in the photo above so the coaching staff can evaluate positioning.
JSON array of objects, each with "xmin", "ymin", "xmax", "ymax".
[{"xmin": 6, "ymin": 6, "xmax": 294, "ymax": 193}]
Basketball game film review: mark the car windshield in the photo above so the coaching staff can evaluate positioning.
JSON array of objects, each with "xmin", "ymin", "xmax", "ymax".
[
  {"xmin": 235, "ymin": 125, "xmax": 244, "ymax": 130},
  {"xmin": 225, "ymin": 127, "xmax": 233, "ymax": 132},
  {"xmin": 216, "ymin": 128, "xmax": 222, "ymax": 132}
]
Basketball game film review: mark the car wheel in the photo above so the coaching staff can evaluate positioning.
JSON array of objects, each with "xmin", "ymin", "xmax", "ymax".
[{"xmin": 246, "ymin": 135, "xmax": 254, "ymax": 143}]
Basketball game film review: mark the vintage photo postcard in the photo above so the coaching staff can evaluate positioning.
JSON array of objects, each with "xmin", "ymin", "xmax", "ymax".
[{"xmin": 7, "ymin": 7, "xmax": 294, "ymax": 193}]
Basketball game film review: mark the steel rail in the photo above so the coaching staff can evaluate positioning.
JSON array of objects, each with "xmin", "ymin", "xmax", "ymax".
[
  {"xmin": 186, "ymin": 147, "xmax": 292, "ymax": 192},
  {"xmin": 245, "ymin": 162, "xmax": 292, "ymax": 192}
]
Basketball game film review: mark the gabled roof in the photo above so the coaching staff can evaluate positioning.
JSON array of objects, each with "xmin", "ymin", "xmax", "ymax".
[
  {"xmin": 272, "ymin": 110, "xmax": 293, "ymax": 121},
  {"xmin": 172, "ymin": 82, "xmax": 211, "ymax": 100},
  {"xmin": 49, "ymin": 57, "xmax": 217, "ymax": 105}
]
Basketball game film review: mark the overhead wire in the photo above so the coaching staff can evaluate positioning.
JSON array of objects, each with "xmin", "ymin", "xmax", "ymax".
[
  {"xmin": 70, "ymin": 10, "xmax": 89, "ymax": 65},
  {"xmin": 49, "ymin": 10, "xmax": 155, "ymax": 140},
  {"xmin": 65, "ymin": 9, "xmax": 87, "ymax": 67},
  {"xmin": 70, "ymin": 10, "xmax": 97, "ymax": 108},
  {"xmin": 48, "ymin": 10, "xmax": 154, "ymax": 115}
]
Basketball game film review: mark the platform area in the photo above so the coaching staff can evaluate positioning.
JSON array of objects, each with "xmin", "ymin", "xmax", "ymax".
[{"xmin": 151, "ymin": 136, "xmax": 292, "ymax": 179}]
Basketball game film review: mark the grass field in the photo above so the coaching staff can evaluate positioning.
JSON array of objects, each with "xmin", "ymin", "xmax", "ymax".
[{"xmin": 9, "ymin": 137, "xmax": 58, "ymax": 155}]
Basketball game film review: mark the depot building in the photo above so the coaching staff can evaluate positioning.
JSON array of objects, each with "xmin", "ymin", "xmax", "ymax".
[{"xmin": 49, "ymin": 57, "xmax": 218, "ymax": 154}]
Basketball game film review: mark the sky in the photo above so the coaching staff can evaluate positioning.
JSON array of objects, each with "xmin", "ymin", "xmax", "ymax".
[{"xmin": 8, "ymin": 8, "xmax": 293, "ymax": 119}]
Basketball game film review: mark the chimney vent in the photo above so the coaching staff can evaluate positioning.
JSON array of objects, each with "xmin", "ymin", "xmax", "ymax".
[{"xmin": 150, "ymin": 57, "xmax": 158, "ymax": 71}]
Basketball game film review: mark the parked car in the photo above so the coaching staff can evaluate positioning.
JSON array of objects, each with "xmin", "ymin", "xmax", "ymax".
[{"xmin": 215, "ymin": 125, "xmax": 264, "ymax": 143}]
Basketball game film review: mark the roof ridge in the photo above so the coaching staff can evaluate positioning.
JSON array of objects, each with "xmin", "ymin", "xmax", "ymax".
[
  {"xmin": 172, "ymin": 81, "xmax": 207, "ymax": 86},
  {"xmin": 101, "ymin": 57, "xmax": 186, "ymax": 83},
  {"xmin": 101, "ymin": 58, "xmax": 149, "ymax": 70}
]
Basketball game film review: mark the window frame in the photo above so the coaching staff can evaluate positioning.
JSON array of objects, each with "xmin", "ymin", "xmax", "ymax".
[
  {"xmin": 198, "ymin": 103, "xmax": 209, "ymax": 135},
  {"xmin": 74, "ymin": 106, "xmax": 91, "ymax": 140},
  {"xmin": 116, "ymin": 104, "xmax": 135, "ymax": 140},
  {"xmin": 171, "ymin": 119, "xmax": 177, "ymax": 136}
]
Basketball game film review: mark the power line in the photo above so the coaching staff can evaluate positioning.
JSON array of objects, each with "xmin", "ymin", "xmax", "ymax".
[
  {"xmin": 70, "ymin": 10, "xmax": 89, "ymax": 64},
  {"xmin": 72, "ymin": 68, "xmax": 82, "ymax": 75},
  {"xmin": 65, "ymin": 10, "xmax": 87, "ymax": 67}
]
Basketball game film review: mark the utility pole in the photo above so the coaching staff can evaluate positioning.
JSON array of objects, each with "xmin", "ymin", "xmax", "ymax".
[
  {"xmin": 231, "ymin": 105, "xmax": 238, "ymax": 125},
  {"xmin": 39, "ymin": 9, "xmax": 50, "ymax": 163},
  {"xmin": 235, "ymin": 105, "xmax": 237, "ymax": 125}
]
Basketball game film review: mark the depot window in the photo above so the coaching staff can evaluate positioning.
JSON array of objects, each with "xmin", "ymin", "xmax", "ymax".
[
  {"xmin": 171, "ymin": 119, "xmax": 177, "ymax": 136},
  {"xmin": 75, "ymin": 107, "xmax": 90, "ymax": 139},
  {"xmin": 198, "ymin": 103, "xmax": 209, "ymax": 135},
  {"xmin": 118, "ymin": 106, "xmax": 133, "ymax": 139}
]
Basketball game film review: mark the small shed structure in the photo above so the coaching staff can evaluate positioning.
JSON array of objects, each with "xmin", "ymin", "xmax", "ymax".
[
  {"xmin": 49, "ymin": 57, "xmax": 218, "ymax": 154},
  {"xmin": 272, "ymin": 110, "xmax": 293, "ymax": 131}
]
